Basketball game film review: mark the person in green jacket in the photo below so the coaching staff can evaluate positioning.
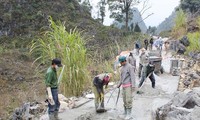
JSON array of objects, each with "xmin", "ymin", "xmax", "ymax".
[
  {"xmin": 45, "ymin": 58, "xmax": 62, "ymax": 120},
  {"xmin": 93, "ymin": 73, "xmax": 112, "ymax": 113}
]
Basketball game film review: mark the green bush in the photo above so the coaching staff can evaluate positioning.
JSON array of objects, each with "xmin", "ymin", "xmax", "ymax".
[
  {"xmin": 186, "ymin": 32, "xmax": 200, "ymax": 53},
  {"xmin": 30, "ymin": 17, "xmax": 90, "ymax": 96},
  {"xmin": 172, "ymin": 9, "xmax": 187, "ymax": 38}
]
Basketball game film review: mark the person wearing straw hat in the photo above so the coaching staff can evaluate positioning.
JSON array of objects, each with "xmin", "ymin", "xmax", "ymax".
[
  {"xmin": 93, "ymin": 73, "xmax": 112, "ymax": 113},
  {"xmin": 45, "ymin": 58, "xmax": 62, "ymax": 120},
  {"xmin": 117, "ymin": 56, "xmax": 135, "ymax": 119},
  {"xmin": 138, "ymin": 48, "xmax": 149, "ymax": 78},
  {"xmin": 127, "ymin": 51, "xmax": 136, "ymax": 72}
]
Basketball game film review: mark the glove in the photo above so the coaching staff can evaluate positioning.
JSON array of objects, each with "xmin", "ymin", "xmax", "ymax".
[{"xmin": 47, "ymin": 87, "xmax": 55, "ymax": 105}]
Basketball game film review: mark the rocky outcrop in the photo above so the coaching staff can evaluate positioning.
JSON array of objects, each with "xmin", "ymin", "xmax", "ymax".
[{"xmin": 154, "ymin": 89, "xmax": 200, "ymax": 120}]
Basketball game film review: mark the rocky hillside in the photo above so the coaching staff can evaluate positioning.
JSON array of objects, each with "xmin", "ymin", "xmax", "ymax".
[
  {"xmin": 0, "ymin": 0, "xmax": 124, "ymax": 57},
  {"xmin": 155, "ymin": 11, "xmax": 176, "ymax": 35},
  {"xmin": 113, "ymin": 7, "xmax": 147, "ymax": 33}
]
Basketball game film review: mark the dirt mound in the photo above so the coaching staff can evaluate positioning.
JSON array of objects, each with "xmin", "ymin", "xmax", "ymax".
[{"xmin": 0, "ymin": 50, "xmax": 45, "ymax": 119}]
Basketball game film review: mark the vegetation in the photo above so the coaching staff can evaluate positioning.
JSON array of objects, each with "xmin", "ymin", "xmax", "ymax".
[
  {"xmin": 171, "ymin": 9, "xmax": 187, "ymax": 38},
  {"xmin": 186, "ymin": 32, "xmax": 200, "ymax": 53},
  {"xmin": 30, "ymin": 18, "xmax": 89, "ymax": 96},
  {"xmin": 108, "ymin": 0, "xmax": 140, "ymax": 30},
  {"xmin": 134, "ymin": 24, "xmax": 141, "ymax": 33},
  {"xmin": 180, "ymin": 0, "xmax": 200, "ymax": 14},
  {"xmin": 97, "ymin": 0, "xmax": 106, "ymax": 24}
]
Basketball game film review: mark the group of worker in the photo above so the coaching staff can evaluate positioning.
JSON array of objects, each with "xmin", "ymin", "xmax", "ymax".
[
  {"xmin": 92, "ymin": 48, "xmax": 156, "ymax": 119},
  {"xmin": 44, "ymin": 46, "xmax": 156, "ymax": 120}
]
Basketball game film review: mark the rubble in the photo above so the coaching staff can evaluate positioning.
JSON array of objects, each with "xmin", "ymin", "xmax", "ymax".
[
  {"xmin": 178, "ymin": 60, "xmax": 200, "ymax": 91},
  {"xmin": 153, "ymin": 89, "xmax": 200, "ymax": 120}
]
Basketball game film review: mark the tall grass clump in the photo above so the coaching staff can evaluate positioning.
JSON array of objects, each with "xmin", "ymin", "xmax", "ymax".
[
  {"xmin": 30, "ymin": 17, "xmax": 89, "ymax": 96},
  {"xmin": 186, "ymin": 32, "xmax": 200, "ymax": 53},
  {"xmin": 172, "ymin": 9, "xmax": 187, "ymax": 38}
]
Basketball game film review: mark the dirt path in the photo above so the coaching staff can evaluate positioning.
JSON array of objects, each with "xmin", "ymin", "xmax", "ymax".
[{"xmin": 58, "ymin": 50, "xmax": 180, "ymax": 120}]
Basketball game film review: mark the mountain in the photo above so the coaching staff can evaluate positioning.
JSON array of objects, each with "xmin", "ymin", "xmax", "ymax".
[
  {"xmin": 113, "ymin": 7, "xmax": 147, "ymax": 33},
  {"xmin": 155, "ymin": 11, "xmax": 177, "ymax": 35}
]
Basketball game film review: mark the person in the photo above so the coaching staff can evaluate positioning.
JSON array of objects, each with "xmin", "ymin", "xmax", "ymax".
[
  {"xmin": 138, "ymin": 61, "xmax": 156, "ymax": 88},
  {"xmin": 135, "ymin": 41, "xmax": 140, "ymax": 55},
  {"xmin": 117, "ymin": 56, "xmax": 135, "ymax": 119},
  {"xmin": 127, "ymin": 52, "xmax": 136, "ymax": 72},
  {"xmin": 149, "ymin": 37, "xmax": 154, "ymax": 50},
  {"xmin": 45, "ymin": 58, "xmax": 63, "ymax": 120},
  {"xmin": 164, "ymin": 41, "xmax": 170, "ymax": 55},
  {"xmin": 93, "ymin": 73, "xmax": 112, "ymax": 112},
  {"xmin": 144, "ymin": 39, "xmax": 149, "ymax": 50},
  {"xmin": 159, "ymin": 37, "xmax": 163, "ymax": 51},
  {"xmin": 138, "ymin": 48, "xmax": 149, "ymax": 78}
]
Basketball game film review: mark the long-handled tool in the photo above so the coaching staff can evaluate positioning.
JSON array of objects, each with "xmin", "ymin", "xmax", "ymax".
[
  {"xmin": 106, "ymin": 88, "xmax": 117, "ymax": 104},
  {"xmin": 137, "ymin": 72, "xmax": 153, "ymax": 94},
  {"xmin": 115, "ymin": 88, "xmax": 120, "ymax": 108},
  {"xmin": 58, "ymin": 65, "xmax": 65, "ymax": 84}
]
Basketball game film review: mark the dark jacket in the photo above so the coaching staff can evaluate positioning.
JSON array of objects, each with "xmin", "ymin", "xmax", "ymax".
[{"xmin": 93, "ymin": 73, "xmax": 107, "ymax": 93}]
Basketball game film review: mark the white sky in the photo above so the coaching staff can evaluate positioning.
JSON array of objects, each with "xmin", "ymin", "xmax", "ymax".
[{"xmin": 90, "ymin": 0, "xmax": 180, "ymax": 27}]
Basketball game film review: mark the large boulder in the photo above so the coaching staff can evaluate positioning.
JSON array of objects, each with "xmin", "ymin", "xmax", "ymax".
[
  {"xmin": 180, "ymin": 36, "xmax": 190, "ymax": 47},
  {"xmin": 154, "ymin": 90, "xmax": 200, "ymax": 120}
]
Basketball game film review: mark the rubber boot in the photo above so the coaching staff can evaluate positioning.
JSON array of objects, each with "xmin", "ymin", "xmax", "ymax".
[
  {"xmin": 97, "ymin": 101, "xmax": 106, "ymax": 113},
  {"xmin": 49, "ymin": 113, "xmax": 55, "ymax": 120},
  {"xmin": 125, "ymin": 108, "xmax": 132, "ymax": 120},
  {"xmin": 152, "ymin": 82, "xmax": 155, "ymax": 88},
  {"xmin": 123, "ymin": 107, "xmax": 127, "ymax": 116},
  {"xmin": 54, "ymin": 111, "xmax": 62, "ymax": 120}
]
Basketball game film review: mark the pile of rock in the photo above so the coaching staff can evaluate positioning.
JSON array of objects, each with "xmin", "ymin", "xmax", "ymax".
[
  {"xmin": 11, "ymin": 94, "xmax": 79, "ymax": 120},
  {"xmin": 178, "ymin": 60, "xmax": 200, "ymax": 91},
  {"xmin": 11, "ymin": 102, "xmax": 46, "ymax": 120},
  {"xmin": 153, "ymin": 88, "xmax": 200, "ymax": 120}
]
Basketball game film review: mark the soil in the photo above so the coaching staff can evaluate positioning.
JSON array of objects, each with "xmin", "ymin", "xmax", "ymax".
[{"xmin": 0, "ymin": 50, "xmax": 46, "ymax": 119}]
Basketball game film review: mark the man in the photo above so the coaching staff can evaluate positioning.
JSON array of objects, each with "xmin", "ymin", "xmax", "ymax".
[
  {"xmin": 149, "ymin": 38, "xmax": 154, "ymax": 50},
  {"xmin": 138, "ymin": 48, "xmax": 149, "ymax": 78},
  {"xmin": 159, "ymin": 37, "xmax": 163, "ymax": 51},
  {"xmin": 117, "ymin": 56, "xmax": 135, "ymax": 119},
  {"xmin": 93, "ymin": 73, "xmax": 112, "ymax": 113},
  {"xmin": 138, "ymin": 61, "xmax": 156, "ymax": 88},
  {"xmin": 45, "ymin": 58, "xmax": 62, "ymax": 120},
  {"xmin": 144, "ymin": 39, "xmax": 149, "ymax": 50},
  {"xmin": 135, "ymin": 40, "xmax": 141, "ymax": 55},
  {"xmin": 127, "ymin": 52, "xmax": 136, "ymax": 72}
]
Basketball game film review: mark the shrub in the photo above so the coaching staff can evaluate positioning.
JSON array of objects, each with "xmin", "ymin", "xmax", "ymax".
[
  {"xmin": 30, "ymin": 17, "xmax": 90, "ymax": 96},
  {"xmin": 186, "ymin": 32, "xmax": 200, "ymax": 53},
  {"xmin": 172, "ymin": 9, "xmax": 187, "ymax": 38}
]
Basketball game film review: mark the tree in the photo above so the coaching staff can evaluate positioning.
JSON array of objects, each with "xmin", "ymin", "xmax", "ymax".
[
  {"xmin": 82, "ymin": 0, "xmax": 92, "ymax": 15},
  {"xmin": 180, "ymin": 0, "xmax": 200, "ymax": 14},
  {"xmin": 108, "ymin": 0, "xmax": 140, "ymax": 31},
  {"xmin": 97, "ymin": 0, "xmax": 107, "ymax": 24},
  {"xmin": 147, "ymin": 26, "xmax": 157, "ymax": 35},
  {"xmin": 134, "ymin": 23, "xmax": 141, "ymax": 32}
]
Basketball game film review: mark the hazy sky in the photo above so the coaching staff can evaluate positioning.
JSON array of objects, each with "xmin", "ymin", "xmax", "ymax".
[{"xmin": 90, "ymin": 0, "xmax": 180, "ymax": 27}]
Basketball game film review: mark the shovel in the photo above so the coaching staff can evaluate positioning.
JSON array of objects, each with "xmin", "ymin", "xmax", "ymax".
[{"xmin": 137, "ymin": 72, "xmax": 153, "ymax": 94}]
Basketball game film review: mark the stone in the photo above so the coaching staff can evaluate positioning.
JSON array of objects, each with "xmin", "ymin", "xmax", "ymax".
[
  {"xmin": 179, "ymin": 36, "xmax": 190, "ymax": 47},
  {"xmin": 155, "ymin": 91, "xmax": 200, "ymax": 120},
  {"xmin": 190, "ymin": 106, "xmax": 200, "ymax": 120}
]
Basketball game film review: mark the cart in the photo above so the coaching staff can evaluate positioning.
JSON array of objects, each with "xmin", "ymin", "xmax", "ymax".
[{"xmin": 148, "ymin": 50, "xmax": 163, "ymax": 74}]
